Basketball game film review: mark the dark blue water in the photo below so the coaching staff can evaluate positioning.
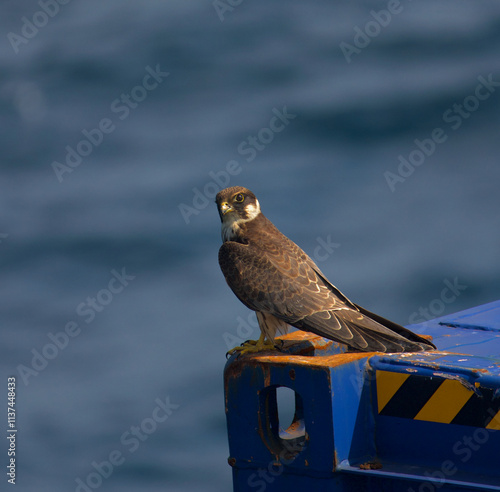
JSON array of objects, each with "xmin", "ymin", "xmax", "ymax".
[{"xmin": 1, "ymin": 1, "xmax": 500, "ymax": 490}]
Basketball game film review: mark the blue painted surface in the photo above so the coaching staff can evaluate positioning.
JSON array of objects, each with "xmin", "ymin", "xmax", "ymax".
[
  {"xmin": 407, "ymin": 300, "xmax": 500, "ymax": 352},
  {"xmin": 224, "ymin": 300, "xmax": 500, "ymax": 491}
]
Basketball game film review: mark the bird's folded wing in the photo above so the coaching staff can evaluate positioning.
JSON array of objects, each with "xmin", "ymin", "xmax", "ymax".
[
  {"xmin": 219, "ymin": 240, "xmax": 349, "ymax": 319},
  {"xmin": 219, "ymin": 241, "xmax": 433, "ymax": 353}
]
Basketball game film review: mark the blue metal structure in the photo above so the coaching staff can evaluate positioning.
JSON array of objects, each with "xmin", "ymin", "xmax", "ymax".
[{"xmin": 224, "ymin": 300, "xmax": 500, "ymax": 491}]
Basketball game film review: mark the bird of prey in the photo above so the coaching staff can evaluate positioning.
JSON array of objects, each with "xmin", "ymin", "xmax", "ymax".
[{"xmin": 216, "ymin": 186, "xmax": 436, "ymax": 355}]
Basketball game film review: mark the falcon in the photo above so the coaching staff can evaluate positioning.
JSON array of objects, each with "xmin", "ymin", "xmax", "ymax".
[{"xmin": 216, "ymin": 186, "xmax": 436, "ymax": 355}]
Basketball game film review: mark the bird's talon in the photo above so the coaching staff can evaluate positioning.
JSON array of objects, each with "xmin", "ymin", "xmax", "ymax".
[{"xmin": 227, "ymin": 335, "xmax": 277, "ymax": 357}]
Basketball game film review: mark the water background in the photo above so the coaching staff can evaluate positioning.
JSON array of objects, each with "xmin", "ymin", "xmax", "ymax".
[{"xmin": 1, "ymin": 1, "xmax": 500, "ymax": 490}]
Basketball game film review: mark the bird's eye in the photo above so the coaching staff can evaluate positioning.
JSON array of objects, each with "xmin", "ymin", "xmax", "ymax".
[{"xmin": 234, "ymin": 193, "xmax": 244, "ymax": 203}]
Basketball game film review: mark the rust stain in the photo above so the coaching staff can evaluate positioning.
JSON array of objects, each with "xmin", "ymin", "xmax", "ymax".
[
  {"xmin": 224, "ymin": 357, "xmax": 248, "ymax": 380},
  {"xmin": 430, "ymin": 350, "xmax": 472, "ymax": 356},
  {"xmin": 224, "ymin": 332, "xmax": 377, "ymax": 368},
  {"xmin": 263, "ymin": 366, "xmax": 271, "ymax": 387},
  {"xmin": 254, "ymin": 351, "xmax": 375, "ymax": 368},
  {"xmin": 359, "ymin": 461, "xmax": 382, "ymax": 470},
  {"xmin": 409, "ymin": 361, "xmax": 441, "ymax": 370},
  {"xmin": 279, "ymin": 332, "xmax": 337, "ymax": 352},
  {"xmin": 420, "ymin": 334, "xmax": 435, "ymax": 343},
  {"xmin": 383, "ymin": 351, "xmax": 475, "ymax": 363},
  {"xmin": 280, "ymin": 331, "xmax": 319, "ymax": 342},
  {"xmin": 287, "ymin": 420, "xmax": 302, "ymax": 433}
]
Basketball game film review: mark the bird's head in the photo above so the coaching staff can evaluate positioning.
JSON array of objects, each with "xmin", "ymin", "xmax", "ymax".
[{"xmin": 215, "ymin": 186, "xmax": 261, "ymax": 241}]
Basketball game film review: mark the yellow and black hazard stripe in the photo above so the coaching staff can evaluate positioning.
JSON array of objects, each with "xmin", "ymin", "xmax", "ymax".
[{"xmin": 376, "ymin": 370, "xmax": 500, "ymax": 430}]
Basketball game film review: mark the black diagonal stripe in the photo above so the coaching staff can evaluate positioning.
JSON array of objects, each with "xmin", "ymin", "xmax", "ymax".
[
  {"xmin": 451, "ymin": 387, "xmax": 500, "ymax": 428},
  {"xmin": 379, "ymin": 376, "xmax": 444, "ymax": 419}
]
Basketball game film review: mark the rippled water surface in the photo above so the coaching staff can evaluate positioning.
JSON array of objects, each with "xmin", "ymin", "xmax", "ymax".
[{"xmin": 1, "ymin": 1, "xmax": 500, "ymax": 490}]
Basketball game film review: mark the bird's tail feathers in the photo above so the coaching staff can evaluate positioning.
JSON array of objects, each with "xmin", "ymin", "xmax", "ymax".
[
  {"xmin": 354, "ymin": 303, "xmax": 436, "ymax": 350},
  {"xmin": 294, "ymin": 308, "xmax": 434, "ymax": 353},
  {"xmin": 310, "ymin": 268, "xmax": 435, "ymax": 351}
]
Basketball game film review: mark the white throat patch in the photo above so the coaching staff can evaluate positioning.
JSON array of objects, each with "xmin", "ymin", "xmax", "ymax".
[{"xmin": 221, "ymin": 199, "xmax": 260, "ymax": 242}]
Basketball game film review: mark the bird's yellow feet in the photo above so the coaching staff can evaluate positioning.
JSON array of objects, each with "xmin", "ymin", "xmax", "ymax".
[{"xmin": 227, "ymin": 334, "xmax": 276, "ymax": 357}]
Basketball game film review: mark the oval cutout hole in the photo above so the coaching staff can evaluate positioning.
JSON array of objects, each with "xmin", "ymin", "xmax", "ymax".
[{"xmin": 276, "ymin": 386, "xmax": 296, "ymax": 436}]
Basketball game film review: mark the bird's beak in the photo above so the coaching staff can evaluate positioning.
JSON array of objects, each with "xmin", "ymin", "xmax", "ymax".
[{"xmin": 220, "ymin": 202, "xmax": 234, "ymax": 216}]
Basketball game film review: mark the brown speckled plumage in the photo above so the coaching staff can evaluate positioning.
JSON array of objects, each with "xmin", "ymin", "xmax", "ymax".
[{"xmin": 216, "ymin": 186, "xmax": 436, "ymax": 353}]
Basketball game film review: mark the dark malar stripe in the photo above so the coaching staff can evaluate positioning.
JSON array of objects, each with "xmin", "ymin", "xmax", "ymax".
[{"xmin": 379, "ymin": 376, "xmax": 444, "ymax": 419}]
